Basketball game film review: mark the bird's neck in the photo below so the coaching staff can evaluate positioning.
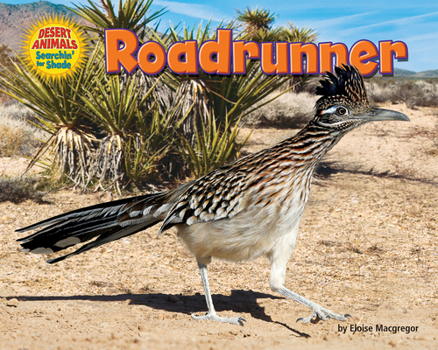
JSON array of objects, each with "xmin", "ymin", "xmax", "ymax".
[
  {"xmin": 272, "ymin": 123, "xmax": 341, "ymax": 170},
  {"xmin": 253, "ymin": 124, "xmax": 342, "ymax": 213},
  {"xmin": 244, "ymin": 123, "xmax": 341, "ymax": 214}
]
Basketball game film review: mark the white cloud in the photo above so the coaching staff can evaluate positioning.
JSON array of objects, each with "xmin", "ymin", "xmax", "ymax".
[
  {"xmin": 310, "ymin": 11, "xmax": 377, "ymax": 29},
  {"xmin": 348, "ymin": 11, "xmax": 438, "ymax": 34},
  {"xmin": 154, "ymin": 1, "xmax": 224, "ymax": 22},
  {"xmin": 403, "ymin": 31, "xmax": 438, "ymax": 42}
]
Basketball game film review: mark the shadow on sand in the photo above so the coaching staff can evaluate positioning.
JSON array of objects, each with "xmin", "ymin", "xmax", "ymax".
[
  {"xmin": 8, "ymin": 290, "xmax": 310, "ymax": 337},
  {"xmin": 316, "ymin": 160, "xmax": 437, "ymax": 186}
]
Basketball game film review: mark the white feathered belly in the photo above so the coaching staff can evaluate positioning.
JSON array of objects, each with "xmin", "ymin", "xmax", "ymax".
[{"xmin": 175, "ymin": 199, "xmax": 306, "ymax": 264}]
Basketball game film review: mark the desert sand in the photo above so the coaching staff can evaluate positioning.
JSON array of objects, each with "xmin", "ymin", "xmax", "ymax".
[{"xmin": 0, "ymin": 102, "xmax": 437, "ymax": 349}]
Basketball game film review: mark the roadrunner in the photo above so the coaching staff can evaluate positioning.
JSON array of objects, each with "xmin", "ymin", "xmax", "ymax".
[{"xmin": 17, "ymin": 65, "xmax": 409, "ymax": 325}]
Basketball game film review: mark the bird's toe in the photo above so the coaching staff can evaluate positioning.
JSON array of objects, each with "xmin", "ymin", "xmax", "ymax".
[
  {"xmin": 297, "ymin": 307, "xmax": 350, "ymax": 324},
  {"xmin": 192, "ymin": 312, "xmax": 245, "ymax": 326}
]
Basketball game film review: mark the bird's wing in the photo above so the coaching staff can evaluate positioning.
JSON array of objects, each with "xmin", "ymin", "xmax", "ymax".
[
  {"xmin": 159, "ymin": 168, "xmax": 247, "ymax": 233},
  {"xmin": 158, "ymin": 148, "xmax": 285, "ymax": 233}
]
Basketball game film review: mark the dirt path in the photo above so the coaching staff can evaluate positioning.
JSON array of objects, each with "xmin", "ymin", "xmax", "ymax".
[{"xmin": 0, "ymin": 103, "xmax": 437, "ymax": 349}]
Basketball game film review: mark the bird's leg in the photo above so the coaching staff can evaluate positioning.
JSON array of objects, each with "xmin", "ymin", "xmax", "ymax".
[
  {"xmin": 277, "ymin": 286, "xmax": 351, "ymax": 324},
  {"xmin": 270, "ymin": 246, "xmax": 351, "ymax": 324},
  {"xmin": 191, "ymin": 262, "xmax": 245, "ymax": 326}
]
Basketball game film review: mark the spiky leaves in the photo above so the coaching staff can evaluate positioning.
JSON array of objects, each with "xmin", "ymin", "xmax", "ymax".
[
  {"xmin": 0, "ymin": 43, "xmax": 185, "ymax": 191},
  {"xmin": 70, "ymin": 0, "xmax": 166, "ymax": 38},
  {"xmin": 151, "ymin": 21, "xmax": 291, "ymax": 177},
  {"xmin": 174, "ymin": 110, "xmax": 250, "ymax": 179},
  {"xmin": 279, "ymin": 23, "xmax": 318, "ymax": 44},
  {"xmin": 0, "ymin": 46, "xmax": 101, "ymax": 186},
  {"xmin": 236, "ymin": 7, "xmax": 277, "ymax": 41}
]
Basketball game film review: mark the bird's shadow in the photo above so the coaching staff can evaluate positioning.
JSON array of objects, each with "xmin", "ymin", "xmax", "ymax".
[
  {"xmin": 9, "ymin": 290, "xmax": 310, "ymax": 338},
  {"xmin": 316, "ymin": 160, "xmax": 437, "ymax": 186}
]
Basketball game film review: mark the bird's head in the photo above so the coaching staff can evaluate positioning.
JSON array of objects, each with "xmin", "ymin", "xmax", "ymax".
[{"xmin": 313, "ymin": 65, "xmax": 409, "ymax": 132}]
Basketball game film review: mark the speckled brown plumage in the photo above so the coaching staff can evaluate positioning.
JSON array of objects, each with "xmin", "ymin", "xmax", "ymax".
[
  {"xmin": 159, "ymin": 126, "xmax": 337, "ymax": 233},
  {"xmin": 17, "ymin": 65, "xmax": 409, "ymax": 326}
]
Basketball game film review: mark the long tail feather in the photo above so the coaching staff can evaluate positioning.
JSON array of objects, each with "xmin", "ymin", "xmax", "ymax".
[{"xmin": 17, "ymin": 191, "xmax": 170, "ymax": 262}]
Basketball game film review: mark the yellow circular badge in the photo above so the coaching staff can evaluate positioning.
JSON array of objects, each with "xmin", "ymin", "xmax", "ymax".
[{"xmin": 22, "ymin": 16, "xmax": 87, "ymax": 80}]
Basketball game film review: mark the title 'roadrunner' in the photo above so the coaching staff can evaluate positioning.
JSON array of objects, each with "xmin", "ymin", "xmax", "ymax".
[{"xmin": 17, "ymin": 65, "xmax": 409, "ymax": 325}]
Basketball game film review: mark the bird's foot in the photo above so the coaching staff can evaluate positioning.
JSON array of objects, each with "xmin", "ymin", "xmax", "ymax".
[
  {"xmin": 192, "ymin": 312, "xmax": 246, "ymax": 326},
  {"xmin": 296, "ymin": 305, "xmax": 351, "ymax": 324}
]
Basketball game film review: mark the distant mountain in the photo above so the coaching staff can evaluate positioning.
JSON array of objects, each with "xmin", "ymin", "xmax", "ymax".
[
  {"xmin": 394, "ymin": 68, "xmax": 416, "ymax": 76},
  {"xmin": 393, "ymin": 68, "xmax": 438, "ymax": 78},
  {"xmin": 413, "ymin": 70, "xmax": 438, "ymax": 78},
  {"xmin": 0, "ymin": 1, "xmax": 81, "ymax": 51}
]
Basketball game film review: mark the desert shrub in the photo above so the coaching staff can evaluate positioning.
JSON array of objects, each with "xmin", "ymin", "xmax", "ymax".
[
  {"xmin": 366, "ymin": 79, "xmax": 438, "ymax": 109},
  {"xmin": 0, "ymin": 101, "xmax": 33, "ymax": 119},
  {"xmin": 244, "ymin": 91, "xmax": 317, "ymax": 128},
  {"xmin": 1, "ymin": 0, "xmax": 318, "ymax": 192},
  {"xmin": 0, "ymin": 45, "xmax": 18, "ymax": 104},
  {"xmin": 0, "ymin": 176, "xmax": 44, "ymax": 203},
  {"xmin": 0, "ymin": 120, "xmax": 27, "ymax": 157},
  {"xmin": 0, "ymin": 103, "xmax": 47, "ymax": 157}
]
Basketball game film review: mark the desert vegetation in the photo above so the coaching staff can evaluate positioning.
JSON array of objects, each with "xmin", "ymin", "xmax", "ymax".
[
  {"xmin": 366, "ymin": 78, "xmax": 438, "ymax": 109},
  {"xmin": 0, "ymin": 2, "xmax": 437, "ymax": 349},
  {"xmin": 0, "ymin": 102, "xmax": 46, "ymax": 158},
  {"xmin": 0, "ymin": 0, "xmax": 435, "ymax": 198},
  {"xmin": 0, "ymin": 0, "xmax": 318, "ymax": 194}
]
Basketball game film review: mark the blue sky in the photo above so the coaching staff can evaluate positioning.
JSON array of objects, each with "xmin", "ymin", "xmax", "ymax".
[{"xmin": 3, "ymin": 0, "xmax": 438, "ymax": 71}]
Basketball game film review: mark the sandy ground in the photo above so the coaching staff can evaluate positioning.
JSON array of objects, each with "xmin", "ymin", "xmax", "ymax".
[{"xmin": 0, "ymin": 102, "xmax": 437, "ymax": 349}]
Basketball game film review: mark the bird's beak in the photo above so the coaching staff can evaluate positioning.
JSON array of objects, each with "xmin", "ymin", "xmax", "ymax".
[{"xmin": 359, "ymin": 108, "xmax": 410, "ymax": 122}]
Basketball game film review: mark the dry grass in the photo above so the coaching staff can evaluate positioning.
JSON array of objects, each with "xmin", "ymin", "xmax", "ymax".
[
  {"xmin": 0, "ymin": 102, "xmax": 47, "ymax": 157},
  {"xmin": 0, "ymin": 120, "xmax": 29, "ymax": 157},
  {"xmin": 366, "ymin": 79, "xmax": 438, "ymax": 109},
  {"xmin": 244, "ymin": 91, "xmax": 317, "ymax": 128}
]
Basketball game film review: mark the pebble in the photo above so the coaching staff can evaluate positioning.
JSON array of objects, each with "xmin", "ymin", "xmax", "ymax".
[{"xmin": 6, "ymin": 298, "xmax": 19, "ymax": 307}]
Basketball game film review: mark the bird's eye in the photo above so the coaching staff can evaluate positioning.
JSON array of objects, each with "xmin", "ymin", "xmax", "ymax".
[{"xmin": 336, "ymin": 107, "xmax": 348, "ymax": 116}]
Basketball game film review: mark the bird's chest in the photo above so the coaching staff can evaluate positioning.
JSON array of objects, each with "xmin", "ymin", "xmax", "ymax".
[
  {"xmin": 237, "ymin": 170, "xmax": 313, "ymax": 249},
  {"xmin": 175, "ymin": 177, "xmax": 311, "ymax": 263}
]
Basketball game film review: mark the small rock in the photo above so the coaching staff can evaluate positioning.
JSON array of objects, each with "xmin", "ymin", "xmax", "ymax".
[{"xmin": 6, "ymin": 298, "xmax": 19, "ymax": 307}]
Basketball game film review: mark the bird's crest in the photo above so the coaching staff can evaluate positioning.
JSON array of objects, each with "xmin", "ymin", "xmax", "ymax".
[{"xmin": 315, "ymin": 65, "xmax": 370, "ymax": 111}]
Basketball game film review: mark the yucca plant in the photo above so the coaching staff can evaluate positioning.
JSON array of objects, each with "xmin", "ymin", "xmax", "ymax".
[
  {"xmin": 279, "ymin": 22, "xmax": 318, "ymax": 91},
  {"xmin": 80, "ymin": 69, "xmax": 158, "ymax": 191},
  {"xmin": 279, "ymin": 22, "xmax": 318, "ymax": 43},
  {"xmin": 154, "ymin": 21, "xmax": 292, "ymax": 124},
  {"xmin": 125, "ymin": 101, "xmax": 192, "ymax": 187},
  {"xmin": 81, "ymin": 67, "xmax": 191, "ymax": 191},
  {"xmin": 236, "ymin": 7, "xmax": 277, "ymax": 40},
  {"xmin": 71, "ymin": 0, "xmax": 172, "ymax": 110},
  {"xmin": 245, "ymin": 27, "xmax": 283, "ymax": 43},
  {"xmin": 71, "ymin": 0, "xmax": 166, "ymax": 38},
  {"xmin": 150, "ymin": 22, "xmax": 292, "ymax": 177},
  {"xmin": 174, "ymin": 111, "xmax": 250, "ymax": 178},
  {"xmin": 0, "ymin": 47, "xmax": 103, "ymax": 187},
  {"xmin": 71, "ymin": 0, "xmax": 294, "ymax": 180},
  {"xmin": 65, "ymin": 0, "xmax": 305, "ymax": 183}
]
